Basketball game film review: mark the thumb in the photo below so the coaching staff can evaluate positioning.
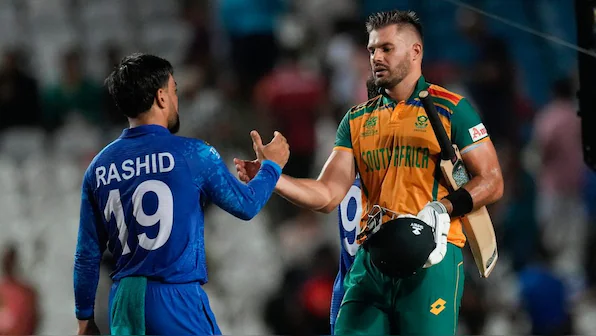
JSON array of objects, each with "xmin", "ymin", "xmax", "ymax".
[{"xmin": 250, "ymin": 130, "xmax": 264, "ymax": 148}]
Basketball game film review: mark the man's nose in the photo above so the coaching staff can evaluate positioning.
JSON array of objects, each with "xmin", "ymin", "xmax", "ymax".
[{"xmin": 371, "ymin": 50, "xmax": 384, "ymax": 64}]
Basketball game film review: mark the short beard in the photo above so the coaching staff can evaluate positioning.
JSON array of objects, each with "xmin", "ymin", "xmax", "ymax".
[
  {"xmin": 374, "ymin": 56, "xmax": 411, "ymax": 89},
  {"xmin": 168, "ymin": 114, "xmax": 180, "ymax": 134}
]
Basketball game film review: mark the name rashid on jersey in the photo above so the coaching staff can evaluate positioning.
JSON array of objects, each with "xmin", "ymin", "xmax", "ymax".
[{"xmin": 95, "ymin": 152, "xmax": 175, "ymax": 187}]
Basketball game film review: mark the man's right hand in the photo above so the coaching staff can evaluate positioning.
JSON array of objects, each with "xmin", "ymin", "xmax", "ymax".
[
  {"xmin": 233, "ymin": 130, "xmax": 289, "ymax": 183},
  {"xmin": 234, "ymin": 158, "xmax": 260, "ymax": 183},
  {"xmin": 250, "ymin": 130, "xmax": 290, "ymax": 168}
]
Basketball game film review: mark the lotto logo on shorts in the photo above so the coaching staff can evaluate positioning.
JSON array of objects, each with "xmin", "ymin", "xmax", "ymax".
[
  {"xmin": 430, "ymin": 298, "xmax": 446, "ymax": 315},
  {"xmin": 468, "ymin": 123, "xmax": 488, "ymax": 142}
]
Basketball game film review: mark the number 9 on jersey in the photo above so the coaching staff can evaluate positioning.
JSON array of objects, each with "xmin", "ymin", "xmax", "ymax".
[
  {"xmin": 340, "ymin": 184, "xmax": 363, "ymax": 256},
  {"xmin": 104, "ymin": 179, "xmax": 174, "ymax": 255}
]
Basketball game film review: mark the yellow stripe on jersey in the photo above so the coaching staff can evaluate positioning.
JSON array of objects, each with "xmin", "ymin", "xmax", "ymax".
[{"xmin": 334, "ymin": 146, "xmax": 353, "ymax": 153}]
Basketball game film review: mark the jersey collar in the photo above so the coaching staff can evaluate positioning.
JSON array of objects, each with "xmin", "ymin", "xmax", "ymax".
[
  {"xmin": 380, "ymin": 75, "xmax": 430, "ymax": 106},
  {"xmin": 120, "ymin": 124, "xmax": 171, "ymax": 138}
]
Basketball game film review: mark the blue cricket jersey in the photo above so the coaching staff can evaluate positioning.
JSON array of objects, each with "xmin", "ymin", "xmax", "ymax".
[
  {"xmin": 330, "ymin": 176, "xmax": 363, "ymax": 327},
  {"xmin": 73, "ymin": 125, "xmax": 281, "ymax": 320}
]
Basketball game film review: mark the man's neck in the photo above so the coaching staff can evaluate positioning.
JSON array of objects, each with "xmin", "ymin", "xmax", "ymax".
[
  {"xmin": 128, "ymin": 109, "xmax": 167, "ymax": 129},
  {"xmin": 385, "ymin": 70, "xmax": 422, "ymax": 102}
]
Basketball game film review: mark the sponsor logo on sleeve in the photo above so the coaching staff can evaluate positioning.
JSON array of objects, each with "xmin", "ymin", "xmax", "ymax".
[{"xmin": 468, "ymin": 123, "xmax": 488, "ymax": 142}]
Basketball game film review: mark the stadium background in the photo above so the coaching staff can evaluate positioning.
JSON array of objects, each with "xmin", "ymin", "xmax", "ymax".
[{"xmin": 0, "ymin": 0, "xmax": 594, "ymax": 334}]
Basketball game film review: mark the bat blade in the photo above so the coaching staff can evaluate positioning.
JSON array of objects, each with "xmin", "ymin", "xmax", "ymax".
[
  {"xmin": 439, "ymin": 147, "xmax": 498, "ymax": 278},
  {"xmin": 462, "ymin": 208, "xmax": 498, "ymax": 277},
  {"xmin": 420, "ymin": 90, "xmax": 498, "ymax": 278}
]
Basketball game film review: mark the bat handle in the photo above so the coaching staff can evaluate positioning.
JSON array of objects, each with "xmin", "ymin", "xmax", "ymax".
[{"xmin": 419, "ymin": 91, "xmax": 456, "ymax": 160}]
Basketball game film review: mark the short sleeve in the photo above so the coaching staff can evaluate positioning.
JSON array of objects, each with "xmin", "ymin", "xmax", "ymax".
[
  {"xmin": 334, "ymin": 111, "xmax": 352, "ymax": 151},
  {"xmin": 451, "ymin": 98, "xmax": 490, "ymax": 151}
]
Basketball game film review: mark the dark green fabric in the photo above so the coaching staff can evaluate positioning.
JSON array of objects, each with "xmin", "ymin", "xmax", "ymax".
[
  {"xmin": 334, "ymin": 110, "xmax": 352, "ymax": 149},
  {"xmin": 335, "ymin": 244, "xmax": 464, "ymax": 335},
  {"xmin": 110, "ymin": 277, "xmax": 147, "ymax": 335},
  {"xmin": 451, "ymin": 98, "xmax": 485, "ymax": 150}
]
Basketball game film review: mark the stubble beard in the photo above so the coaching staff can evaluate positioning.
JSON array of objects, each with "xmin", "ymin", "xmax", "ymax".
[{"xmin": 374, "ymin": 56, "xmax": 411, "ymax": 90}]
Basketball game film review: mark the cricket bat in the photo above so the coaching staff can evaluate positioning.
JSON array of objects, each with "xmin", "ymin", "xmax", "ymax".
[{"xmin": 418, "ymin": 90, "xmax": 498, "ymax": 278}]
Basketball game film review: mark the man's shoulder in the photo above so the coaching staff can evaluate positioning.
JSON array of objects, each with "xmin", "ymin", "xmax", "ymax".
[
  {"xmin": 87, "ymin": 135, "xmax": 207, "ymax": 167},
  {"xmin": 87, "ymin": 138, "xmax": 121, "ymax": 167},
  {"xmin": 171, "ymin": 135, "xmax": 211, "ymax": 152},
  {"xmin": 170, "ymin": 136, "xmax": 221, "ymax": 162},
  {"xmin": 426, "ymin": 83, "xmax": 466, "ymax": 110}
]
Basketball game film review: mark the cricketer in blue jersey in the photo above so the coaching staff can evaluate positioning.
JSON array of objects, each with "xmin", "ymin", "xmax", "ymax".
[
  {"xmin": 330, "ymin": 175, "xmax": 363, "ymax": 334},
  {"xmin": 73, "ymin": 53, "xmax": 290, "ymax": 336}
]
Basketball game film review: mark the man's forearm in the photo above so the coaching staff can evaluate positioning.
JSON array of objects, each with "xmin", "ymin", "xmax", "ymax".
[
  {"xmin": 73, "ymin": 252, "xmax": 101, "ymax": 320},
  {"xmin": 275, "ymin": 174, "xmax": 335, "ymax": 213},
  {"xmin": 441, "ymin": 169, "xmax": 503, "ymax": 215}
]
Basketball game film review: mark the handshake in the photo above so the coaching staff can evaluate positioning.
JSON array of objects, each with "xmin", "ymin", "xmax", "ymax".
[{"xmin": 234, "ymin": 130, "xmax": 290, "ymax": 182}]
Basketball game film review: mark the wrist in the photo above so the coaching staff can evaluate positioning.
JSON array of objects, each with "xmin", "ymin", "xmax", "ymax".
[
  {"xmin": 261, "ymin": 160, "xmax": 282, "ymax": 176},
  {"xmin": 75, "ymin": 309, "xmax": 94, "ymax": 321},
  {"xmin": 273, "ymin": 174, "xmax": 287, "ymax": 193},
  {"xmin": 77, "ymin": 318, "xmax": 92, "ymax": 329},
  {"xmin": 442, "ymin": 188, "xmax": 474, "ymax": 217},
  {"xmin": 439, "ymin": 198, "xmax": 453, "ymax": 215},
  {"xmin": 426, "ymin": 200, "xmax": 448, "ymax": 215}
]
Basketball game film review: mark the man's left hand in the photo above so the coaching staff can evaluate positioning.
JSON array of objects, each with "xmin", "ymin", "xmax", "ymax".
[{"xmin": 77, "ymin": 318, "xmax": 100, "ymax": 335}]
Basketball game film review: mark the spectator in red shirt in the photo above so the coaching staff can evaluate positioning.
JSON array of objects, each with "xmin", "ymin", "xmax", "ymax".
[{"xmin": 0, "ymin": 245, "xmax": 39, "ymax": 335}]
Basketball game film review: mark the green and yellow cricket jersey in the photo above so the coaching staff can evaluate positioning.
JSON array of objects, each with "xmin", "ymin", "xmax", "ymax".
[{"xmin": 334, "ymin": 76, "xmax": 490, "ymax": 248}]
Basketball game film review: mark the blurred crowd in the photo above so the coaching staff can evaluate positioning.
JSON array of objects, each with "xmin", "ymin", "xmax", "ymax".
[{"xmin": 0, "ymin": 0, "xmax": 595, "ymax": 334}]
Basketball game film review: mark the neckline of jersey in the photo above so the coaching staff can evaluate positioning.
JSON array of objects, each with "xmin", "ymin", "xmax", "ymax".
[
  {"xmin": 120, "ymin": 124, "xmax": 171, "ymax": 138},
  {"xmin": 380, "ymin": 75, "xmax": 430, "ymax": 108}
]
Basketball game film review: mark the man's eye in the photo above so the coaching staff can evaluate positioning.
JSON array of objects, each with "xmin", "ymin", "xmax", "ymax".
[{"xmin": 383, "ymin": 48, "xmax": 392, "ymax": 53}]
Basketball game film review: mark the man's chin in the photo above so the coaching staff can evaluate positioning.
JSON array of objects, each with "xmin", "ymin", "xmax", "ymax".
[
  {"xmin": 375, "ymin": 77, "xmax": 401, "ymax": 90},
  {"xmin": 375, "ymin": 78, "xmax": 391, "ymax": 89}
]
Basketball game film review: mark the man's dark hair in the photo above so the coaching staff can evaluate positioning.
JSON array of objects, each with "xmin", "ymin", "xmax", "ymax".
[
  {"xmin": 105, "ymin": 53, "xmax": 173, "ymax": 118},
  {"xmin": 366, "ymin": 77, "xmax": 379, "ymax": 99},
  {"xmin": 365, "ymin": 10, "xmax": 423, "ymax": 41}
]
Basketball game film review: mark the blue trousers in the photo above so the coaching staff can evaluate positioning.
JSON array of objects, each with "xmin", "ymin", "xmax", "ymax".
[{"xmin": 109, "ymin": 280, "xmax": 221, "ymax": 335}]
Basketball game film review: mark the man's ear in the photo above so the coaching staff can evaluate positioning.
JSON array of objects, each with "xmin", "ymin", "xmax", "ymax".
[
  {"xmin": 155, "ymin": 88, "xmax": 167, "ymax": 109},
  {"xmin": 412, "ymin": 42, "xmax": 423, "ymax": 62}
]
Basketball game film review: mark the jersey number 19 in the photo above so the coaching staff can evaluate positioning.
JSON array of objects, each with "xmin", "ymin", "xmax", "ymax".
[{"xmin": 104, "ymin": 179, "xmax": 174, "ymax": 255}]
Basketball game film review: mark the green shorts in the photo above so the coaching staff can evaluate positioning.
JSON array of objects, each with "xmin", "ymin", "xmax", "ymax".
[{"xmin": 334, "ymin": 243, "xmax": 464, "ymax": 335}]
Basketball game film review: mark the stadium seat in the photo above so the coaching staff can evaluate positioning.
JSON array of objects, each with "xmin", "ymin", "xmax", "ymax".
[
  {"xmin": 30, "ymin": 28, "xmax": 80, "ymax": 84},
  {"xmin": 0, "ymin": 1, "xmax": 22, "ymax": 48},
  {"xmin": 0, "ymin": 128, "xmax": 47, "ymax": 161},
  {"xmin": 131, "ymin": 0, "xmax": 180, "ymax": 22},
  {"xmin": 53, "ymin": 158, "xmax": 83, "ymax": 192},
  {"xmin": 139, "ymin": 20, "xmax": 191, "ymax": 66},
  {"xmin": 51, "ymin": 118, "xmax": 102, "ymax": 161},
  {"xmin": 0, "ymin": 156, "xmax": 20, "ymax": 192},
  {"xmin": 25, "ymin": 0, "xmax": 72, "ymax": 32}
]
